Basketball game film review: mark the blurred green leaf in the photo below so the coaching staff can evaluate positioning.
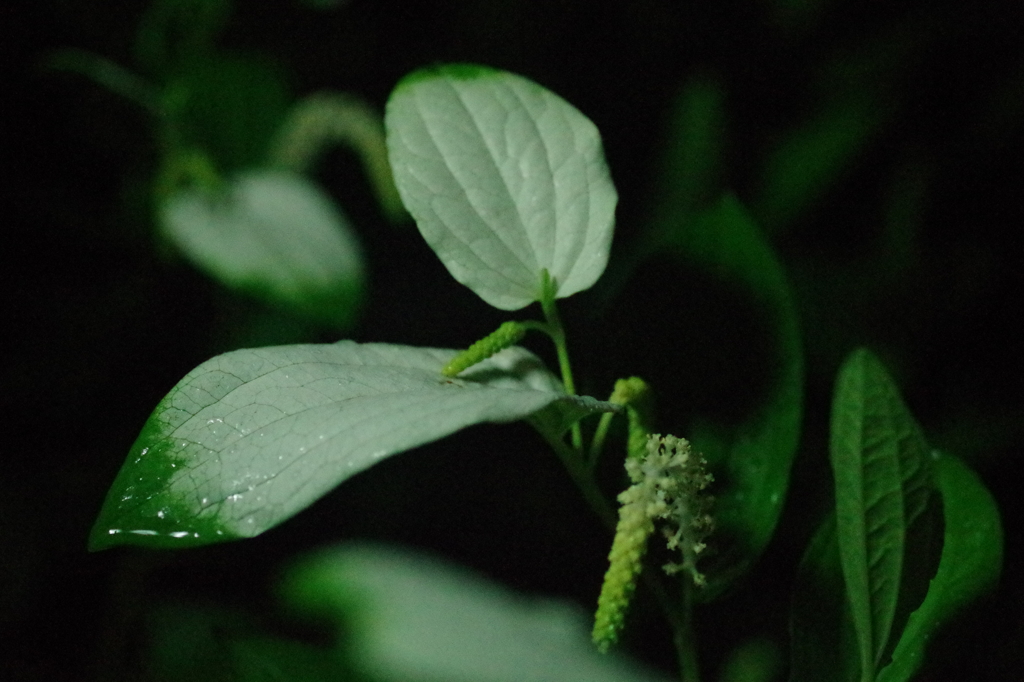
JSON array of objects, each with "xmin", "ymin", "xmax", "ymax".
[
  {"xmin": 90, "ymin": 344, "xmax": 613, "ymax": 550},
  {"xmin": 665, "ymin": 195, "xmax": 803, "ymax": 599},
  {"xmin": 719, "ymin": 637, "xmax": 783, "ymax": 682},
  {"xmin": 136, "ymin": 0, "xmax": 233, "ymax": 78},
  {"xmin": 876, "ymin": 454, "xmax": 1003, "ymax": 682},
  {"xmin": 648, "ymin": 74, "xmax": 725, "ymax": 243},
  {"xmin": 789, "ymin": 514, "xmax": 861, "ymax": 682},
  {"xmin": 753, "ymin": 22, "xmax": 927, "ymax": 234},
  {"xmin": 281, "ymin": 543, "xmax": 674, "ymax": 682},
  {"xmin": 753, "ymin": 105, "xmax": 878, "ymax": 233},
  {"xmin": 159, "ymin": 168, "xmax": 365, "ymax": 330},
  {"xmin": 162, "ymin": 53, "xmax": 289, "ymax": 172},
  {"xmin": 385, "ymin": 64, "xmax": 618, "ymax": 310},
  {"xmin": 230, "ymin": 637, "xmax": 351, "ymax": 682},
  {"xmin": 146, "ymin": 602, "xmax": 347, "ymax": 682}
]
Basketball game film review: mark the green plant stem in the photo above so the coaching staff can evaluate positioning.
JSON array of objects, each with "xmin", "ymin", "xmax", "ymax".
[
  {"xmin": 538, "ymin": 270, "xmax": 583, "ymax": 450},
  {"xmin": 47, "ymin": 49, "xmax": 163, "ymax": 115},
  {"xmin": 675, "ymin": 579, "xmax": 701, "ymax": 682},
  {"xmin": 588, "ymin": 410, "xmax": 616, "ymax": 467}
]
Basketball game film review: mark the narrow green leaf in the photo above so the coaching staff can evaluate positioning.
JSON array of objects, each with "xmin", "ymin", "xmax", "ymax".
[
  {"xmin": 829, "ymin": 348, "xmax": 933, "ymax": 680},
  {"xmin": 876, "ymin": 454, "xmax": 1003, "ymax": 682},
  {"xmin": 281, "ymin": 543, "xmax": 674, "ymax": 682},
  {"xmin": 753, "ymin": 106, "xmax": 878, "ymax": 233},
  {"xmin": 90, "ymin": 343, "xmax": 611, "ymax": 550},
  {"xmin": 160, "ymin": 169, "xmax": 365, "ymax": 329},
  {"xmin": 647, "ymin": 75, "xmax": 725, "ymax": 245},
  {"xmin": 669, "ymin": 195, "xmax": 803, "ymax": 598},
  {"xmin": 385, "ymin": 64, "xmax": 618, "ymax": 310}
]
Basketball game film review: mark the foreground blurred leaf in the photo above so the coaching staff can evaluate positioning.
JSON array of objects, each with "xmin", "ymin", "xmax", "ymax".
[
  {"xmin": 281, "ymin": 543, "xmax": 674, "ymax": 682},
  {"xmin": 664, "ymin": 195, "xmax": 803, "ymax": 598},
  {"xmin": 829, "ymin": 348, "xmax": 934, "ymax": 678},
  {"xmin": 160, "ymin": 168, "xmax": 365, "ymax": 329},
  {"xmin": 147, "ymin": 602, "xmax": 346, "ymax": 682},
  {"xmin": 386, "ymin": 64, "xmax": 617, "ymax": 310},
  {"xmin": 91, "ymin": 344, "xmax": 616, "ymax": 550}
]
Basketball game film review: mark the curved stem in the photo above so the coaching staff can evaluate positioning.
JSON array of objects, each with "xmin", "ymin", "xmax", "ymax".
[
  {"xmin": 588, "ymin": 411, "xmax": 617, "ymax": 467},
  {"xmin": 538, "ymin": 271, "xmax": 582, "ymax": 450}
]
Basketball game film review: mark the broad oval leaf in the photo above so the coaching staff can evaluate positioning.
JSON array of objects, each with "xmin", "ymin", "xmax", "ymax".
[
  {"xmin": 90, "ymin": 343, "xmax": 603, "ymax": 550},
  {"xmin": 385, "ymin": 64, "xmax": 618, "ymax": 310},
  {"xmin": 161, "ymin": 168, "xmax": 365, "ymax": 329},
  {"xmin": 281, "ymin": 542, "xmax": 674, "ymax": 682}
]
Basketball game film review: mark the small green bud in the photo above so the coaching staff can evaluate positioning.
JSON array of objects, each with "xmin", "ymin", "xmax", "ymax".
[
  {"xmin": 441, "ymin": 321, "xmax": 527, "ymax": 377},
  {"xmin": 609, "ymin": 377, "xmax": 654, "ymax": 461}
]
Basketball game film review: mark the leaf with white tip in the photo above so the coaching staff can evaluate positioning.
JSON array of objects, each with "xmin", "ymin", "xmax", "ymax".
[
  {"xmin": 90, "ymin": 343, "xmax": 616, "ymax": 550},
  {"xmin": 386, "ymin": 64, "xmax": 617, "ymax": 310}
]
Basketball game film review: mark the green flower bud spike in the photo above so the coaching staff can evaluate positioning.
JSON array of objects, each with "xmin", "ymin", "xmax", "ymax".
[
  {"xmin": 441, "ymin": 321, "xmax": 528, "ymax": 377},
  {"xmin": 610, "ymin": 377, "xmax": 654, "ymax": 461},
  {"xmin": 592, "ymin": 433, "xmax": 714, "ymax": 653}
]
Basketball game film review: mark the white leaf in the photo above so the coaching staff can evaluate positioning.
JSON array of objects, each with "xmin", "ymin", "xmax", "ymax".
[
  {"xmin": 90, "ymin": 343, "xmax": 606, "ymax": 548},
  {"xmin": 386, "ymin": 64, "xmax": 617, "ymax": 310},
  {"xmin": 161, "ymin": 169, "xmax": 365, "ymax": 327}
]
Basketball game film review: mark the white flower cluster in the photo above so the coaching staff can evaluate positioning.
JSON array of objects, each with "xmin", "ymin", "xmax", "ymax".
[
  {"xmin": 592, "ymin": 434, "xmax": 714, "ymax": 651},
  {"xmin": 630, "ymin": 434, "xmax": 714, "ymax": 586}
]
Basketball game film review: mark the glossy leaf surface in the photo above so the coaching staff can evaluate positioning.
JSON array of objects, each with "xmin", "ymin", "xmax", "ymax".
[
  {"xmin": 282, "ymin": 543, "xmax": 674, "ymax": 682},
  {"xmin": 90, "ymin": 343, "xmax": 614, "ymax": 550},
  {"xmin": 160, "ymin": 169, "xmax": 365, "ymax": 329},
  {"xmin": 385, "ymin": 64, "xmax": 617, "ymax": 310}
]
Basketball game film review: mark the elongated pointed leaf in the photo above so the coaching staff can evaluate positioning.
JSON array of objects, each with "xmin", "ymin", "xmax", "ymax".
[
  {"xmin": 90, "ymin": 343, "xmax": 615, "ymax": 550},
  {"xmin": 829, "ymin": 348, "xmax": 933, "ymax": 678},
  {"xmin": 281, "ymin": 543, "xmax": 674, "ymax": 682},
  {"xmin": 876, "ymin": 454, "xmax": 1003, "ymax": 682},
  {"xmin": 160, "ymin": 169, "xmax": 365, "ymax": 329},
  {"xmin": 385, "ymin": 64, "xmax": 618, "ymax": 310}
]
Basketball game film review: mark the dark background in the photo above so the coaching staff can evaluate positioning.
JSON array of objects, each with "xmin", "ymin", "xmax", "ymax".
[{"xmin": 4, "ymin": 1, "xmax": 1022, "ymax": 680}]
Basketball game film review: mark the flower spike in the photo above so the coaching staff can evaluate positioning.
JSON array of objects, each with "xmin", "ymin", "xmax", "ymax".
[{"xmin": 592, "ymin": 434, "xmax": 714, "ymax": 652}]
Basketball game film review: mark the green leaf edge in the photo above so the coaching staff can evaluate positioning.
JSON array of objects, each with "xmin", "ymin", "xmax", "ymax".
[
  {"xmin": 394, "ymin": 63, "xmax": 499, "ymax": 91},
  {"xmin": 680, "ymin": 195, "xmax": 804, "ymax": 599},
  {"xmin": 875, "ymin": 453, "xmax": 1003, "ymax": 682}
]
